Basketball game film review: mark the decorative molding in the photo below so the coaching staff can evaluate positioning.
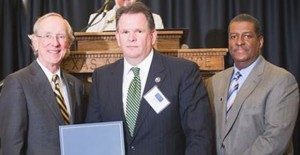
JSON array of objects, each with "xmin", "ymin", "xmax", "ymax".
[
  {"xmin": 62, "ymin": 48, "xmax": 227, "ymax": 73},
  {"xmin": 63, "ymin": 30, "xmax": 227, "ymax": 82}
]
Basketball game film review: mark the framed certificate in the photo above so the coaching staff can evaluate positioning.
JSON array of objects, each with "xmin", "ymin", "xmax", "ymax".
[{"xmin": 59, "ymin": 121, "xmax": 125, "ymax": 155}]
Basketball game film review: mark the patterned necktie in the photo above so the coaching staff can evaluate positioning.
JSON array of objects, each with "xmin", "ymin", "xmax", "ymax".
[
  {"xmin": 226, "ymin": 71, "xmax": 242, "ymax": 119},
  {"xmin": 52, "ymin": 75, "xmax": 70, "ymax": 125},
  {"xmin": 126, "ymin": 67, "xmax": 141, "ymax": 137}
]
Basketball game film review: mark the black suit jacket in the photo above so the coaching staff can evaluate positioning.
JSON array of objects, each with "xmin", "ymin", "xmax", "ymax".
[
  {"xmin": 86, "ymin": 51, "xmax": 213, "ymax": 155},
  {"xmin": 0, "ymin": 60, "xmax": 86, "ymax": 155}
]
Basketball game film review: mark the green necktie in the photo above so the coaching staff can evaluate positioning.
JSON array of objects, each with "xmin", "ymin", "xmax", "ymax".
[{"xmin": 126, "ymin": 67, "xmax": 141, "ymax": 136}]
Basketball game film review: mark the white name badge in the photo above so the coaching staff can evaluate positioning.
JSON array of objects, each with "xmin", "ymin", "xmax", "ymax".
[{"xmin": 143, "ymin": 85, "xmax": 170, "ymax": 114}]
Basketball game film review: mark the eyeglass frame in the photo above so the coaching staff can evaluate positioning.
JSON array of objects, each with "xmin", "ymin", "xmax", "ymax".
[{"xmin": 35, "ymin": 33, "xmax": 68, "ymax": 42}]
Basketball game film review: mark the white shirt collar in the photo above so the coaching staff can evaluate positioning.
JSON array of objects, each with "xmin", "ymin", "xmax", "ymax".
[
  {"xmin": 36, "ymin": 59, "xmax": 62, "ymax": 83},
  {"xmin": 124, "ymin": 49, "xmax": 154, "ymax": 75},
  {"xmin": 232, "ymin": 55, "xmax": 261, "ymax": 88},
  {"xmin": 233, "ymin": 55, "xmax": 261, "ymax": 77}
]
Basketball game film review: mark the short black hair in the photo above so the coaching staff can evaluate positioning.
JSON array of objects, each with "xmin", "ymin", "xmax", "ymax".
[{"xmin": 229, "ymin": 13, "xmax": 262, "ymax": 36}]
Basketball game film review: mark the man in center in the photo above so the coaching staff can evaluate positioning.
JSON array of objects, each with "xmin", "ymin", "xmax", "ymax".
[{"xmin": 85, "ymin": 2, "xmax": 213, "ymax": 155}]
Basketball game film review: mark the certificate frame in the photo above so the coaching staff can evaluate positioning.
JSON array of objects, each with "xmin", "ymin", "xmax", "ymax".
[{"xmin": 59, "ymin": 121, "xmax": 125, "ymax": 155}]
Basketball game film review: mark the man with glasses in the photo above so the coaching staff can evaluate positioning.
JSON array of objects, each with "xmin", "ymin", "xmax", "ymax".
[{"xmin": 0, "ymin": 12, "xmax": 86, "ymax": 155}]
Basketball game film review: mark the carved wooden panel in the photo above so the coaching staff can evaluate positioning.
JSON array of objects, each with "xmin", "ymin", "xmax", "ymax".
[
  {"xmin": 62, "ymin": 48, "xmax": 227, "ymax": 74},
  {"xmin": 64, "ymin": 30, "xmax": 227, "ymax": 83}
]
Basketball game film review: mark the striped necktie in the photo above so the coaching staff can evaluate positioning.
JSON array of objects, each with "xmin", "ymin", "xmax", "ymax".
[
  {"xmin": 52, "ymin": 75, "xmax": 70, "ymax": 125},
  {"xmin": 126, "ymin": 67, "xmax": 141, "ymax": 137},
  {"xmin": 226, "ymin": 71, "xmax": 242, "ymax": 119}
]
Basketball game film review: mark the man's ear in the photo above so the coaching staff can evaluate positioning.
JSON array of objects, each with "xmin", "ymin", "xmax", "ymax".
[
  {"xmin": 115, "ymin": 32, "xmax": 121, "ymax": 47},
  {"xmin": 151, "ymin": 30, "xmax": 157, "ymax": 46},
  {"xmin": 259, "ymin": 36, "xmax": 264, "ymax": 48},
  {"xmin": 28, "ymin": 34, "xmax": 38, "ymax": 52}
]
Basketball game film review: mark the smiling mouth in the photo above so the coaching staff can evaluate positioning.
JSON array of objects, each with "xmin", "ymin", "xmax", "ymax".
[
  {"xmin": 48, "ymin": 50, "xmax": 61, "ymax": 53},
  {"xmin": 127, "ymin": 45, "xmax": 138, "ymax": 48}
]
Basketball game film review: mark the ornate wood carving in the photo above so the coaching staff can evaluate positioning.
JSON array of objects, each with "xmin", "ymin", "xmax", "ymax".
[
  {"xmin": 63, "ymin": 30, "xmax": 227, "ymax": 83},
  {"xmin": 62, "ymin": 48, "xmax": 227, "ymax": 79}
]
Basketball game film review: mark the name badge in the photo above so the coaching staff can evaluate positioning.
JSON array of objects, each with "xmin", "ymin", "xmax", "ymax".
[{"xmin": 143, "ymin": 85, "xmax": 170, "ymax": 114}]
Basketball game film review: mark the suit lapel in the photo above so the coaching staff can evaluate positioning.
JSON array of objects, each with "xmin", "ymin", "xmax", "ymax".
[
  {"xmin": 216, "ymin": 68, "xmax": 233, "ymax": 142},
  {"xmin": 132, "ymin": 51, "xmax": 166, "ymax": 138},
  {"xmin": 110, "ymin": 61, "xmax": 126, "ymax": 120},
  {"xmin": 108, "ymin": 60, "xmax": 132, "ymax": 142},
  {"xmin": 30, "ymin": 61, "xmax": 65, "ymax": 124},
  {"xmin": 62, "ymin": 73, "xmax": 75, "ymax": 124},
  {"xmin": 223, "ymin": 56, "xmax": 265, "ymax": 140}
]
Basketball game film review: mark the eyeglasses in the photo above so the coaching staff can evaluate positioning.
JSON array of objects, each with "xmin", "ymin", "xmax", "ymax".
[{"xmin": 36, "ymin": 34, "xmax": 67, "ymax": 42}]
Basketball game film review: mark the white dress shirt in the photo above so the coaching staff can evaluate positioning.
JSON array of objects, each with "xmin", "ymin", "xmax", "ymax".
[
  {"xmin": 37, "ymin": 59, "xmax": 71, "ymax": 117},
  {"xmin": 122, "ymin": 50, "xmax": 154, "ymax": 114}
]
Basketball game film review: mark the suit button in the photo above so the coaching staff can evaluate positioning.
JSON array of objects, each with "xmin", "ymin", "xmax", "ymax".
[
  {"xmin": 221, "ymin": 143, "xmax": 225, "ymax": 148},
  {"xmin": 131, "ymin": 146, "xmax": 135, "ymax": 150}
]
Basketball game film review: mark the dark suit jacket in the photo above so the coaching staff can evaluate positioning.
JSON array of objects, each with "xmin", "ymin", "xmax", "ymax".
[
  {"xmin": 86, "ymin": 51, "xmax": 213, "ymax": 155},
  {"xmin": 0, "ymin": 60, "xmax": 86, "ymax": 155},
  {"xmin": 206, "ymin": 56, "xmax": 299, "ymax": 155}
]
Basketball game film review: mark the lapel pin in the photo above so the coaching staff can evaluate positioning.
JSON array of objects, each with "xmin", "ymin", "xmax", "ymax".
[
  {"xmin": 155, "ymin": 77, "xmax": 161, "ymax": 83},
  {"xmin": 219, "ymin": 97, "xmax": 223, "ymax": 102}
]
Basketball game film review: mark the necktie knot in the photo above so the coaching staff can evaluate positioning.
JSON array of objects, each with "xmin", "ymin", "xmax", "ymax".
[
  {"xmin": 131, "ymin": 67, "xmax": 140, "ymax": 77},
  {"xmin": 52, "ymin": 74, "xmax": 59, "ymax": 84},
  {"xmin": 232, "ymin": 71, "xmax": 242, "ymax": 81}
]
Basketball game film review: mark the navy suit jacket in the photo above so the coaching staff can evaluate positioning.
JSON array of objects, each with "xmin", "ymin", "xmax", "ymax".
[{"xmin": 86, "ymin": 51, "xmax": 213, "ymax": 155}]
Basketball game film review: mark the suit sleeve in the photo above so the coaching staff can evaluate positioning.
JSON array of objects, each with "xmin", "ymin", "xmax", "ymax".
[
  {"xmin": 180, "ymin": 62, "xmax": 213, "ymax": 155},
  {"xmin": 0, "ymin": 75, "xmax": 27, "ymax": 155},
  {"xmin": 73, "ymin": 77, "xmax": 88, "ymax": 124},
  {"xmin": 85, "ymin": 69, "xmax": 103, "ymax": 123},
  {"xmin": 243, "ymin": 73, "xmax": 299, "ymax": 155}
]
